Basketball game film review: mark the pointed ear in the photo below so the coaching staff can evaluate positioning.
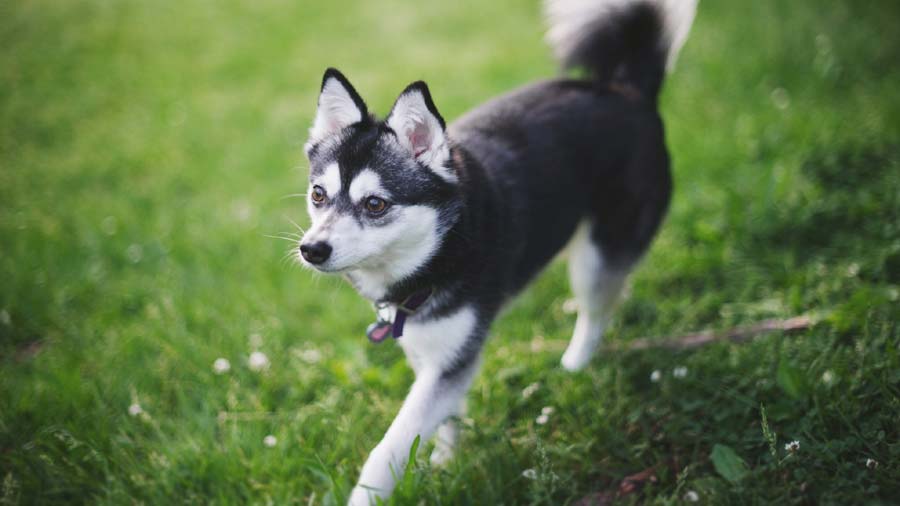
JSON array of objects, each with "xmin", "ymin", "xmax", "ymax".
[
  {"xmin": 386, "ymin": 82, "xmax": 455, "ymax": 181},
  {"xmin": 307, "ymin": 68, "xmax": 367, "ymax": 151}
]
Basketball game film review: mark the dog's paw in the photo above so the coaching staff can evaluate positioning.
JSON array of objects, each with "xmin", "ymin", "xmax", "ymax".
[
  {"xmin": 429, "ymin": 443, "xmax": 455, "ymax": 467},
  {"xmin": 348, "ymin": 486, "xmax": 377, "ymax": 506},
  {"xmin": 560, "ymin": 346, "xmax": 591, "ymax": 371}
]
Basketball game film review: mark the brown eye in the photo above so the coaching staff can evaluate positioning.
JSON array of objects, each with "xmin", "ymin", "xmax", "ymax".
[
  {"xmin": 364, "ymin": 196, "xmax": 388, "ymax": 214},
  {"xmin": 310, "ymin": 185, "xmax": 326, "ymax": 204}
]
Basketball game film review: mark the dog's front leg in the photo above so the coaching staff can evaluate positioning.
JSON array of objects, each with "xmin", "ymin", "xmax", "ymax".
[{"xmin": 348, "ymin": 363, "xmax": 476, "ymax": 505}]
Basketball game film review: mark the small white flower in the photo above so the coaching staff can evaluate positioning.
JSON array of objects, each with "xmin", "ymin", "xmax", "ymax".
[
  {"xmin": 866, "ymin": 458, "xmax": 878, "ymax": 469},
  {"xmin": 522, "ymin": 382, "xmax": 540, "ymax": 399},
  {"xmin": 785, "ymin": 440, "xmax": 800, "ymax": 452},
  {"xmin": 101, "ymin": 216, "xmax": 118, "ymax": 235},
  {"xmin": 248, "ymin": 351, "xmax": 270, "ymax": 371},
  {"xmin": 821, "ymin": 370, "xmax": 834, "ymax": 385},
  {"xmin": 263, "ymin": 435, "xmax": 277, "ymax": 447},
  {"xmin": 213, "ymin": 358, "xmax": 231, "ymax": 374},
  {"xmin": 650, "ymin": 370, "xmax": 662, "ymax": 383},
  {"xmin": 673, "ymin": 366, "xmax": 688, "ymax": 379},
  {"xmin": 684, "ymin": 490, "xmax": 699, "ymax": 502},
  {"xmin": 126, "ymin": 244, "xmax": 143, "ymax": 263},
  {"xmin": 535, "ymin": 414, "xmax": 550, "ymax": 425},
  {"xmin": 128, "ymin": 403, "xmax": 143, "ymax": 416},
  {"xmin": 522, "ymin": 468, "xmax": 537, "ymax": 480},
  {"xmin": 770, "ymin": 87, "xmax": 790, "ymax": 110},
  {"xmin": 298, "ymin": 348, "xmax": 322, "ymax": 364},
  {"xmin": 541, "ymin": 406, "xmax": 555, "ymax": 416}
]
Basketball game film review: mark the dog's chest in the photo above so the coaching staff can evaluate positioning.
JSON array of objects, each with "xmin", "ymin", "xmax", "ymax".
[{"xmin": 398, "ymin": 305, "xmax": 476, "ymax": 373}]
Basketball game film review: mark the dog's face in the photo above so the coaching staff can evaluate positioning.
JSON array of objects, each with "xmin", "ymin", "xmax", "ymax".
[{"xmin": 297, "ymin": 69, "xmax": 461, "ymax": 299}]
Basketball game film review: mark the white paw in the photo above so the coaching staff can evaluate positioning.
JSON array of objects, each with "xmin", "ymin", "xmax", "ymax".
[
  {"xmin": 560, "ymin": 345, "xmax": 591, "ymax": 371},
  {"xmin": 348, "ymin": 486, "xmax": 379, "ymax": 506},
  {"xmin": 429, "ymin": 443, "xmax": 454, "ymax": 466}
]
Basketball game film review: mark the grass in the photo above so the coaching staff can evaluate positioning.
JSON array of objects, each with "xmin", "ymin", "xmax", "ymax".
[{"xmin": 1, "ymin": 0, "xmax": 899, "ymax": 504}]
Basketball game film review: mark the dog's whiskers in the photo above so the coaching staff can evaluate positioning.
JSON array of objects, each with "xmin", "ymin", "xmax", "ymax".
[{"xmin": 286, "ymin": 216, "xmax": 306, "ymax": 234}]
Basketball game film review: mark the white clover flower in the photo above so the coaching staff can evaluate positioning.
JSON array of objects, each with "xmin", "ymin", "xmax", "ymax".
[
  {"xmin": 650, "ymin": 370, "xmax": 662, "ymax": 383},
  {"xmin": 248, "ymin": 351, "xmax": 270, "ymax": 371},
  {"xmin": 541, "ymin": 406, "xmax": 555, "ymax": 416},
  {"xmin": 785, "ymin": 440, "xmax": 800, "ymax": 452},
  {"xmin": 673, "ymin": 366, "xmax": 688, "ymax": 379},
  {"xmin": 522, "ymin": 382, "xmax": 540, "ymax": 399},
  {"xmin": 213, "ymin": 358, "xmax": 231, "ymax": 374},
  {"xmin": 536, "ymin": 414, "xmax": 550, "ymax": 425},
  {"xmin": 263, "ymin": 435, "xmax": 277, "ymax": 447},
  {"xmin": 126, "ymin": 244, "xmax": 143, "ymax": 263},
  {"xmin": 128, "ymin": 403, "xmax": 143, "ymax": 417},
  {"xmin": 298, "ymin": 348, "xmax": 322, "ymax": 364},
  {"xmin": 821, "ymin": 370, "xmax": 834, "ymax": 385},
  {"xmin": 684, "ymin": 490, "xmax": 699, "ymax": 502},
  {"xmin": 521, "ymin": 468, "xmax": 537, "ymax": 480},
  {"xmin": 866, "ymin": 458, "xmax": 878, "ymax": 470}
]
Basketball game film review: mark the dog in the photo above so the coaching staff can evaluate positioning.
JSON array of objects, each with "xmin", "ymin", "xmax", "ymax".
[{"xmin": 296, "ymin": 0, "xmax": 697, "ymax": 503}]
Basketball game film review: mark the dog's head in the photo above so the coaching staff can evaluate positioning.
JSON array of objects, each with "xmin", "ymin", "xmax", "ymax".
[{"xmin": 297, "ymin": 68, "xmax": 461, "ymax": 299}]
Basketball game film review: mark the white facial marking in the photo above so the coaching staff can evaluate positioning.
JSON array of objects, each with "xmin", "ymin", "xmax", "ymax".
[
  {"xmin": 349, "ymin": 169, "xmax": 384, "ymax": 203},
  {"xmin": 345, "ymin": 205, "xmax": 440, "ymax": 299},
  {"xmin": 319, "ymin": 163, "xmax": 341, "ymax": 198}
]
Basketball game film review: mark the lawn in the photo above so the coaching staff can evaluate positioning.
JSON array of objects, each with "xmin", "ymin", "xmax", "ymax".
[{"xmin": 1, "ymin": 0, "xmax": 899, "ymax": 504}]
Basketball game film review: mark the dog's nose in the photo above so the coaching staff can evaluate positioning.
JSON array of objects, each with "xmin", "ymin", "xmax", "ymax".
[{"xmin": 299, "ymin": 241, "xmax": 332, "ymax": 264}]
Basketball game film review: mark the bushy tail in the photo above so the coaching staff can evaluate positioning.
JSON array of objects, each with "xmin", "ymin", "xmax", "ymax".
[{"xmin": 545, "ymin": 0, "xmax": 697, "ymax": 99}]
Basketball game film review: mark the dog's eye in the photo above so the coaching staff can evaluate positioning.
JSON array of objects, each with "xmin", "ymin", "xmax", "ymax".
[
  {"xmin": 364, "ymin": 196, "xmax": 388, "ymax": 215},
  {"xmin": 310, "ymin": 185, "xmax": 326, "ymax": 204}
]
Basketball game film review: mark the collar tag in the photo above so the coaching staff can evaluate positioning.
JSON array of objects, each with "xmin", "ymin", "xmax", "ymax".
[{"xmin": 366, "ymin": 288, "xmax": 433, "ymax": 344}]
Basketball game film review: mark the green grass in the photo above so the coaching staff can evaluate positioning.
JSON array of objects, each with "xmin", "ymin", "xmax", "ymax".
[{"xmin": 1, "ymin": 0, "xmax": 899, "ymax": 504}]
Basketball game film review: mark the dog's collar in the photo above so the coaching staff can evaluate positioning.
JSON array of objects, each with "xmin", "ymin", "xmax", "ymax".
[{"xmin": 366, "ymin": 288, "xmax": 433, "ymax": 343}]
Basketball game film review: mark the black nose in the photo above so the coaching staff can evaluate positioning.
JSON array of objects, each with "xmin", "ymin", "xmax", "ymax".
[{"xmin": 299, "ymin": 242, "xmax": 332, "ymax": 264}]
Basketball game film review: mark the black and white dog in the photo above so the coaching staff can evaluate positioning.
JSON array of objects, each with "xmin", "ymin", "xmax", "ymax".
[{"xmin": 297, "ymin": 0, "xmax": 696, "ymax": 503}]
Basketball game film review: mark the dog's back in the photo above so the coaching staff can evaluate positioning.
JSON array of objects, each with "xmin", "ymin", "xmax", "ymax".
[{"xmin": 447, "ymin": 0, "xmax": 696, "ymax": 298}]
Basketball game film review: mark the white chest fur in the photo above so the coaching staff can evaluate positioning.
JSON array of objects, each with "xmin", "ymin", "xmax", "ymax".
[{"xmin": 398, "ymin": 305, "xmax": 477, "ymax": 373}]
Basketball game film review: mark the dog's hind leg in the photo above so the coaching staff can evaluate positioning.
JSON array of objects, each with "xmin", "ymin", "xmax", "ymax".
[{"xmin": 561, "ymin": 220, "xmax": 628, "ymax": 371}]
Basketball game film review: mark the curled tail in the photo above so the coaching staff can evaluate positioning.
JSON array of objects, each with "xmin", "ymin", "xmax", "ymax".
[{"xmin": 545, "ymin": 0, "xmax": 698, "ymax": 99}]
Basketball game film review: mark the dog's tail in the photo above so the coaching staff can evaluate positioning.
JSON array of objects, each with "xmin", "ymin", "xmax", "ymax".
[{"xmin": 545, "ymin": 0, "xmax": 697, "ymax": 100}]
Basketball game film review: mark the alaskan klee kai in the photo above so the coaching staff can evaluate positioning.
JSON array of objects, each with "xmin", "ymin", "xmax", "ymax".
[{"xmin": 296, "ymin": 0, "xmax": 697, "ymax": 503}]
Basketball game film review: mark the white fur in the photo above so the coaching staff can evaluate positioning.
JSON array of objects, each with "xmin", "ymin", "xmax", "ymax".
[
  {"xmin": 318, "ymin": 162, "xmax": 342, "ymax": 198},
  {"xmin": 301, "ymin": 203, "xmax": 440, "ymax": 300},
  {"xmin": 387, "ymin": 91, "xmax": 456, "ymax": 183},
  {"xmin": 348, "ymin": 169, "xmax": 385, "ymax": 203},
  {"xmin": 305, "ymin": 163, "xmax": 342, "ymax": 229},
  {"xmin": 306, "ymin": 77, "xmax": 364, "ymax": 151},
  {"xmin": 399, "ymin": 305, "xmax": 477, "ymax": 372},
  {"xmin": 545, "ymin": 0, "xmax": 698, "ymax": 70},
  {"xmin": 561, "ymin": 220, "xmax": 627, "ymax": 371},
  {"xmin": 349, "ymin": 306, "xmax": 478, "ymax": 506}
]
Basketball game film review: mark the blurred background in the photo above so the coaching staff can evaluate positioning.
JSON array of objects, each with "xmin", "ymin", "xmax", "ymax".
[{"xmin": 1, "ymin": 0, "xmax": 898, "ymax": 504}]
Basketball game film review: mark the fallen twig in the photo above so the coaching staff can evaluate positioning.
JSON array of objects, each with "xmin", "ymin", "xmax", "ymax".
[{"xmin": 607, "ymin": 315, "xmax": 814, "ymax": 352}]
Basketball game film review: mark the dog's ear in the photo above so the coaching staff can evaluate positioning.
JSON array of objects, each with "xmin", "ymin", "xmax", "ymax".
[
  {"xmin": 307, "ymin": 68, "xmax": 367, "ymax": 152},
  {"xmin": 386, "ymin": 82, "xmax": 455, "ymax": 181}
]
